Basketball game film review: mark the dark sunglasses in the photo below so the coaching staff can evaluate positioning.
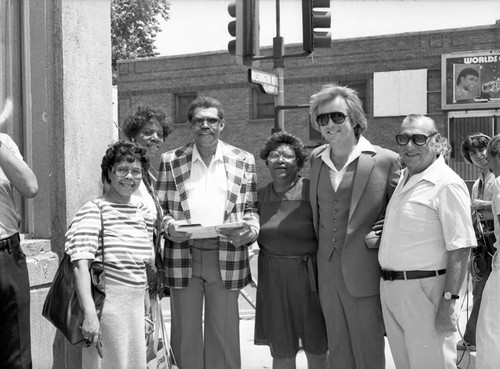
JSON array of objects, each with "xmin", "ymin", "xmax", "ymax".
[
  {"xmin": 395, "ymin": 132, "xmax": 437, "ymax": 146},
  {"xmin": 315, "ymin": 112, "xmax": 348, "ymax": 126}
]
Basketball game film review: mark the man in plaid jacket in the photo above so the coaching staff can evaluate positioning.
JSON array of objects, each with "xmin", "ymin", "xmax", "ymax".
[{"xmin": 156, "ymin": 96, "xmax": 259, "ymax": 369}]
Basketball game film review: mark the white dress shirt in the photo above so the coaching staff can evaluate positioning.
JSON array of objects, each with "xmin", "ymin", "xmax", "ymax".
[
  {"xmin": 319, "ymin": 136, "xmax": 375, "ymax": 191},
  {"xmin": 187, "ymin": 144, "xmax": 227, "ymax": 226},
  {"xmin": 379, "ymin": 156, "xmax": 476, "ymax": 270}
]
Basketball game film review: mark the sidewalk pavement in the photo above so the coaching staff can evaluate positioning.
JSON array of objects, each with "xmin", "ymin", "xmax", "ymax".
[
  {"xmin": 160, "ymin": 255, "xmax": 477, "ymax": 369},
  {"xmin": 160, "ymin": 287, "xmax": 476, "ymax": 369}
]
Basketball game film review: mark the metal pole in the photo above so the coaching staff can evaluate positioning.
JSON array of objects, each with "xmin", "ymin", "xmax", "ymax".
[{"xmin": 273, "ymin": 0, "xmax": 285, "ymax": 133}]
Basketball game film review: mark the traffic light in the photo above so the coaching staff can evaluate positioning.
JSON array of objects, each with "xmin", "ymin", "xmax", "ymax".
[
  {"xmin": 302, "ymin": 0, "xmax": 332, "ymax": 54},
  {"xmin": 227, "ymin": 0, "xmax": 259, "ymax": 66}
]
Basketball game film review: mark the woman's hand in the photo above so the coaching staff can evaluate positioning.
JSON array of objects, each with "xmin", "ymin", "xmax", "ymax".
[
  {"xmin": 81, "ymin": 311, "xmax": 101, "ymax": 344},
  {"xmin": 72, "ymin": 259, "xmax": 101, "ymax": 344}
]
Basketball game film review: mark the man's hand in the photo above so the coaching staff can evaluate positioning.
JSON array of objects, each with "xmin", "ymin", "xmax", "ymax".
[
  {"xmin": 164, "ymin": 220, "xmax": 191, "ymax": 243},
  {"xmin": 217, "ymin": 222, "xmax": 257, "ymax": 247},
  {"xmin": 371, "ymin": 219, "xmax": 385, "ymax": 236},
  {"xmin": 435, "ymin": 300, "xmax": 458, "ymax": 336}
]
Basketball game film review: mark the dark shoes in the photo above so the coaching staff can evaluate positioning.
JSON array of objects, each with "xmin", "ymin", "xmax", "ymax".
[{"xmin": 457, "ymin": 340, "xmax": 476, "ymax": 352}]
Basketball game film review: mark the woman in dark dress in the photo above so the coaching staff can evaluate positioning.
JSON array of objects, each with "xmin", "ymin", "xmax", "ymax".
[{"xmin": 254, "ymin": 131, "xmax": 328, "ymax": 369}]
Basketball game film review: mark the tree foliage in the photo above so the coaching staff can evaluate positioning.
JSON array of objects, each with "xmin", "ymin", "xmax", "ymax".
[{"xmin": 111, "ymin": 0, "xmax": 170, "ymax": 82}]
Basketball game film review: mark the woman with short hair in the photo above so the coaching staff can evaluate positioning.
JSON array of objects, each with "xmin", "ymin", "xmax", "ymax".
[{"xmin": 66, "ymin": 140, "xmax": 154, "ymax": 369}]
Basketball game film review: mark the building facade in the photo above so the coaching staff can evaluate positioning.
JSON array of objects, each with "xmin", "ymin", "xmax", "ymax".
[{"xmin": 118, "ymin": 20, "xmax": 500, "ymax": 187}]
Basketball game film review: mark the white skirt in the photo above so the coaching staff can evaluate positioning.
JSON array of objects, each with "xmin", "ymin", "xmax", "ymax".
[{"xmin": 82, "ymin": 281, "xmax": 146, "ymax": 369}]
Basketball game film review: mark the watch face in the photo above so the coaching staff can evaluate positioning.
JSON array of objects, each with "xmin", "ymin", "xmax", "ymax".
[{"xmin": 443, "ymin": 291, "xmax": 459, "ymax": 300}]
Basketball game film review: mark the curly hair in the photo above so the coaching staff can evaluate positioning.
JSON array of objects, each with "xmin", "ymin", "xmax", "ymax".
[
  {"xmin": 259, "ymin": 131, "xmax": 308, "ymax": 170},
  {"xmin": 309, "ymin": 84, "xmax": 367, "ymax": 139},
  {"xmin": 122, "ymin": 105, "xmax": 172, "ymax": 140},
  {"xmin": 101, "ymin": 140, "xmax": 150, "ymax": 183},
  {"xmin": 460, "ymin": 133, "xmax": 491, "ymax": 164}
]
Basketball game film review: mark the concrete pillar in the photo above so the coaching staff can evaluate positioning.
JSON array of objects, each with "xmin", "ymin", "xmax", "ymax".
[{"xmin": 27, "ymin": 0, "xmax": 114, "ymax": 368}]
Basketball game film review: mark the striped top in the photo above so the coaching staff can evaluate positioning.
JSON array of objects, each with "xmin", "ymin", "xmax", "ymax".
[{"xmin": 65, "ymin": 198, "xmax": 154, "ymax": 287}]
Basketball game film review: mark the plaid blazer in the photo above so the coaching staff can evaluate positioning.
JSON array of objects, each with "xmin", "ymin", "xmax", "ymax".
[{"xmin": 155, "ymin": 140, "xmax": 259, "ymax": 290}]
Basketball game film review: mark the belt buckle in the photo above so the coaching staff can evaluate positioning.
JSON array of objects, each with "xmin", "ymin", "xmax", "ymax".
[{"xmin": 381, "ymin": 270, "xmax": 395, "ymax": 281}]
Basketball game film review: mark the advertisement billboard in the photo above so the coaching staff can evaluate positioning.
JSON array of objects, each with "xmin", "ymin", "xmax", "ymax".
[{"xmin": 441, "ymin": 50, "xmax": 500, "ymax": 110}]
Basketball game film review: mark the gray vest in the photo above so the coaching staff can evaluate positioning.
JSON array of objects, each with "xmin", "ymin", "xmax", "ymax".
[{"xmin": 317, "ymin": 160, "xmax": 357, "ymax": 259}]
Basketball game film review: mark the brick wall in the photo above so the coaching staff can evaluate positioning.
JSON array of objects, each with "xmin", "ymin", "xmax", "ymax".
[{"xmin": 117, "ymin": 21, "xmax": 500, "ymax": 185}]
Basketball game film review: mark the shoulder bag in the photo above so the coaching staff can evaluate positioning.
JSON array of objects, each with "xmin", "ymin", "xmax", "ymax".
[{"xmin": 42, "ymin": 201, "xmax": 106, "ymax": 347}]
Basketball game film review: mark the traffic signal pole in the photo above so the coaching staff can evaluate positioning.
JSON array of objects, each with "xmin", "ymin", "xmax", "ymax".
[
  {"xmin": 228, "ymin": 0, "xmax": 331, "ymax": 133},
  {"xmin": 273, "ymin": 0, "xmax": 285, "ymax": 132}
]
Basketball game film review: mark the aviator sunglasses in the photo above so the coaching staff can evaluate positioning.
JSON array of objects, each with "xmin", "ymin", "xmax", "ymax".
[
  {"xmin": 395, "ymin": 132, "xmax": 437, "ymax": 146},
  {"xmin": 315, "ymin": 112, "xmax": 348, "ymax": 126}
]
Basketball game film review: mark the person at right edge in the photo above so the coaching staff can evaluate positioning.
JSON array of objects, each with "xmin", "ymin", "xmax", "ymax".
[
  {"xmin": 308, "ymin": 84, "xmax": 401, "ymax": 369},
  {"xmin": 378, "ymin": 114, "xmax": 476, "ymax": 369},
  {"xmin": 458, "ymin": 133, "xmax": 496, "ymax": 352}
]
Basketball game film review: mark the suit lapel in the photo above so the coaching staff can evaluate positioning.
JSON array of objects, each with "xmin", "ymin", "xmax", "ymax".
[
  {"xmin": 310, "ymin": 146, "xmax": 327, "ymax": 235},
  {"xmin": 172, "ymin": 144, "xmax": 193, "ymax": 220},
  {"xmin": 348, "ymin": 152, "xmax": 375, "ymax": 222},
  {"xmin": 222, "ymin": 143, "xmax": 244, "ymax": 221}
]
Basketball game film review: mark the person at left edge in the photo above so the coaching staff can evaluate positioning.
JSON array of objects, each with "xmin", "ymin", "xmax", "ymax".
[
  {"xmin": 66, "ymin": 141, "xmax": 154, "ymax": 369},
  {"xmin": 155, "ymin": 96, "xmax": 259, "ymax": 369},
  {"xmin": 0, "ymin": 132, "xmax": 38, "ymax": 369}
]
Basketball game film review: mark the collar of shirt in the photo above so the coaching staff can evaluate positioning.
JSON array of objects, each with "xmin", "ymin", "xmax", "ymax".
[
  {"xmin": 319, "ymin": 136, "xmax": 375, "ymax": 172},
  {"xmin": 192, "ymin": 141, "xmax": 224, "ymax": 166},
  {"xmin": 400, "ymin": 155, "xmax": 446, "ymax": 190}
]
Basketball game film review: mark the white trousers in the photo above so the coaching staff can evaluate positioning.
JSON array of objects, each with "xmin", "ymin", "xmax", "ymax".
[
  {"xmin": 380, "ymin": 275, "xmax": 458, "ymax": 369},
  {"xmin": 476, "ymin": 251, "xmax": 500, "ymax": 369}
]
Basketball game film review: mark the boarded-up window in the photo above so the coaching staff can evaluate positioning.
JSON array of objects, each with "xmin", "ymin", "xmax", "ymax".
[{"xmin": 373, "ymin": 69, "xmax": 427, "ymax": 116}]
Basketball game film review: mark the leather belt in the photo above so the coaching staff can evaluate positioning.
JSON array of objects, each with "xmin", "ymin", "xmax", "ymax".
[
  {"xmin": 0, "ymin": 233, "xmax": 20, "ymax": 252},
  {"xmin": 380, "ymin": 269, "xmax": 446, "ymax": 281}
]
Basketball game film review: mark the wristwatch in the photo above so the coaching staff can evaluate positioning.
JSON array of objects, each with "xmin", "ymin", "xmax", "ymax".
[{"xmin": 442, "ymin": 291, "xmax": 459, "ymax": 300}]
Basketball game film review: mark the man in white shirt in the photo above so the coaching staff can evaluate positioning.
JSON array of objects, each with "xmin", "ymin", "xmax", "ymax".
[
  {"xmin": 156, "ymin": 96, "xmax": 259, "ymax": 369},
  {"xmin": 0, "ymin": 132, "xmax": 38, "ymax": 369},
  {"xmin": 379, "ymin": 114, "xmax": 476, "ymax": 369}
]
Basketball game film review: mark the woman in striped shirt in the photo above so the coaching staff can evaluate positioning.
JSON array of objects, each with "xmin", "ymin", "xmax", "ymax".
[{"xmin": 65, "ymin": 140, "xmax": 154, "ymax": 369}]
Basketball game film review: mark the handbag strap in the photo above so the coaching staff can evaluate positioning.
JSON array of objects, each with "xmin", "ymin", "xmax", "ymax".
[{"xmin": 91, "ymin": 200, "xmax": 105, "ymax": 288}]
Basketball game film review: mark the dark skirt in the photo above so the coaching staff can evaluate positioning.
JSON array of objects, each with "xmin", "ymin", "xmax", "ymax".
[{"xmin": 254, "ymin": 251, "xmax": 328, "ymax": 358}]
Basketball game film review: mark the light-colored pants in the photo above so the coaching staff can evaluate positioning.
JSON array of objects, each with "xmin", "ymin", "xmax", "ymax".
[
  {"xmin": 476, "ymin": 251, "xmax": 500, "ymax": 369},
  {"xmin": 380, "ymin": 275, "xmax": 457, "ymax": 369},
  {"xmin": 170, "ymin": 239, "xmax": 240, "ymax": 369}
]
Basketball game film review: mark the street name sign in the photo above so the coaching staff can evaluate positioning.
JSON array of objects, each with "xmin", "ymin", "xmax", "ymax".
[{"xmin": 248, "ymin": 69, "xmax": 278, "ymax": 95}]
